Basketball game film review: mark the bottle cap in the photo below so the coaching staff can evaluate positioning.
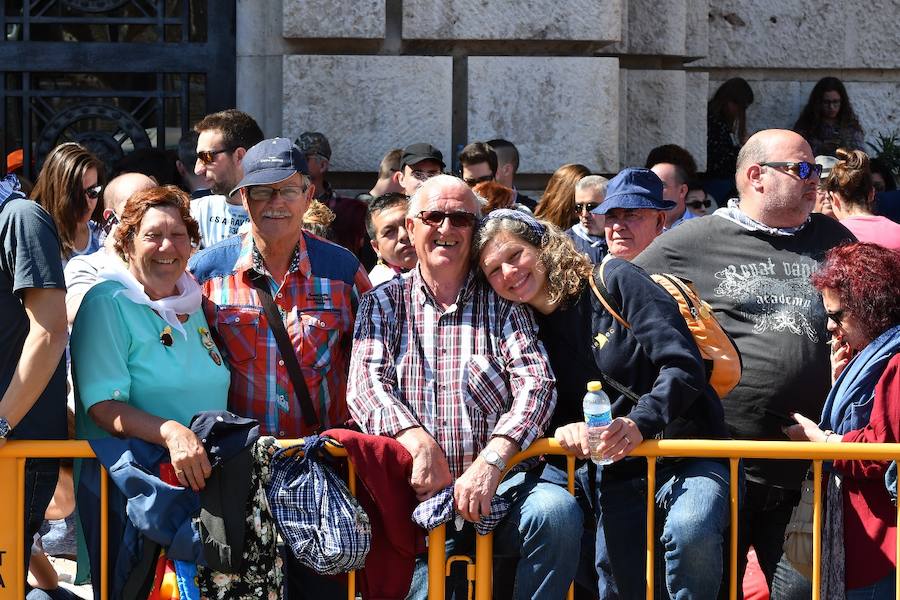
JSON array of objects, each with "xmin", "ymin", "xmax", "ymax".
[{"xmin": 587, "ymin": 380, "xmax": 602, "ymax": 392}]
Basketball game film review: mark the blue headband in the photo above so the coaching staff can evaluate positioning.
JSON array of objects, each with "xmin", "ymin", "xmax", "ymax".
[{"xmin": 482, "ymin": 208, "xmax": 547, "ymax": 241}]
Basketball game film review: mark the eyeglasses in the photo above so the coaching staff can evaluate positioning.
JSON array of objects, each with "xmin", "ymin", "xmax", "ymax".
[
  {"xmin": 825, "ymin": 309, "xmax": 845, "ymax": 326},
  {"xmin": 247, "ymin": 185, "xmax": 306, "ymax": 202},
  {"xmin": 410, "ymin": 169, "xmax": 442, "ymax": 182},
  {"xmin": 197, "ymin": 147, "xmax": 236, "ymax": 165},
  {"xmin": 463, "ymin": 174, "xmax": 494, "ymax": 187},
  {"xmin": 575, "ymin": 202, "xmax": 601, "ymax": 214},
  {"xmin": 686, "ymin": 199, "xmax": 712, "ymax": 209},
  {"xmin": 416, "ymin": 210, "xmax": 478, "ymax": 228},
  {"xmin": 759, "ymin": 161, "xmax": 823, "ymax": 180},
  {"xmin": 84, "ymin": 184, "xmax": 102, "ymax": 200}
]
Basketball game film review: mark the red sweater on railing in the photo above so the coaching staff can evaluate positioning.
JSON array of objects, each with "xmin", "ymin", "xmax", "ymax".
[{"xmin": 833, "ymin": 354, "xmax": 900, "ymax": 590}]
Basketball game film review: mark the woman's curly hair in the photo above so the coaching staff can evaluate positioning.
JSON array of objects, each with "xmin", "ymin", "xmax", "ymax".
[{"xmin": 475, "ymin": 214, "xmax": 592, "ymax": 306}]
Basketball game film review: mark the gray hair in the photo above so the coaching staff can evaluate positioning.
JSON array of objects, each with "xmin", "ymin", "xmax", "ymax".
[
  {"xmin": 407, "ymin": 174, "xmax": 483, "ymax": 218},
  {"xmin": 575, "ymin": 175, "xmax": 609, "ymax": 196}
]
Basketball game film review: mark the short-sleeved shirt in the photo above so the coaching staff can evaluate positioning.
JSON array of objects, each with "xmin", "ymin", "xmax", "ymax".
[
  {"xmin": 0, "ymin": 195, "xmax": 67, "ymax": 440},
  {"xmin": 190, "ymin": 194, "xmax": 250, "ymax": 249},
  {"xmin": 71, "ymin": 280, "xmax": 230, "ymax": 440},
  {"xmin": 189, "ymin": 231, "xmax": 372, "ymax": 438}
]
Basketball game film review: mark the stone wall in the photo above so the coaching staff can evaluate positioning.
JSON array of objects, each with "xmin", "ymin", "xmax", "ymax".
[{"xmin": 236, "ymin": 0, "xmax": 900, "ymax": 183}]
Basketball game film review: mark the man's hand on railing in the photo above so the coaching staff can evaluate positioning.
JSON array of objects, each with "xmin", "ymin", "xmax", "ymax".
[
  {"xmin": 554, "ymin": 422, "xmax": 590, "ymax": 459},
  {"xmin": 595, "ymin": 418, "xmax": 644, "ymax": 463},
  {"xmin": 395, "ymin": 426, "xmax": 453, "ymax": 501}
]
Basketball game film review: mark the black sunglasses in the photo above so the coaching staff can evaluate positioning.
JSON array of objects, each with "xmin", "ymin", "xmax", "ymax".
[
  {"xmin": 463, "ymin": 174, "xmax": 494, "ymax": 187},
  {"xmin": 759, "ymin": 161, "xmax": 823, "ymax": 180},
  {"xmin": 686, "ymin": 199, "xmax": 712, "ymax": 209},
  {"xmin": 825, "ymin": 309, "xmax": 845, "ymax": 326},
  {"xmin": 576, "ymin": 202, "xmax": 601, "ymax": 213},
  {"xmin": 197, "ymin": 147, "xmax": 236, "ymax": 165},
  {"xmin": 416, "ymin": 210, "xmax": 478, "ymax": 228},
  {"xmin": 84, "ymin": 184, "xmax": 102, "ymax": 200}
]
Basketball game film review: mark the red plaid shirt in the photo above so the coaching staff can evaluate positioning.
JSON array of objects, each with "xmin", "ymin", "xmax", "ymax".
[
  {"xmin": 190, "ymin": 231, "xmax": 371, "ymax": 437},
  {"xmin": 347, "ymin": 268, "xmax": 556, "ymax": 476}
]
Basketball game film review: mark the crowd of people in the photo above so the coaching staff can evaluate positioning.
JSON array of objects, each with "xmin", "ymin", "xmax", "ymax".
[{"xmin": 1, "ymin": 88, "xmax": 898, "ymax": 600}]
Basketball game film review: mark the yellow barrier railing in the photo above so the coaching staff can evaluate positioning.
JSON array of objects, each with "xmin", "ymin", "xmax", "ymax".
[{"xmin": 2, "ymin": 438, "xmax": 900, "ymax": 600}]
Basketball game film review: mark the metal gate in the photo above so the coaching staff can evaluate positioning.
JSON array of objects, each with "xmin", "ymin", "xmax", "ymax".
[{"xmin": 1, "ymin": 0, "xmax": 236, "ymax": 182}]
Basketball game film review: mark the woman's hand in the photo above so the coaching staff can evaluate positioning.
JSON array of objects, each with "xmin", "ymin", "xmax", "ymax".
[
  {"xmin": 784, "ymin": 413, "xmax": 828, "ymax": 442},
  {"xmin": 161, "ymin": 420, "xmax": 212, "ymax": 491},
  {"xmin": 554, "ymin": 422, "xmax": 590, "ymax": 458},
  {"xmin": 596, "ymin": 417, "xmax": 643, "ymax": 463},
  {"xmin": 831, "ymin": 340, "xmax": 853, "ymax": 384}
]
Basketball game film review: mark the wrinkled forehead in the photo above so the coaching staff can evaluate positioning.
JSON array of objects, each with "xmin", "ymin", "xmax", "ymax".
[{"xmin": 416, "ymin": 181, "xmax": 479, "ymax": 213}]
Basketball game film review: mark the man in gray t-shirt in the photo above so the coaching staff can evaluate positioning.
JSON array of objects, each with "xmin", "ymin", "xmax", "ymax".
[
  {"xmin": 635, "ymin": 129, "xmax": 854, "ymax": 598},
  {"xmin": 0, "ymin": 173, "xmax": 69, "ymax": 579}
]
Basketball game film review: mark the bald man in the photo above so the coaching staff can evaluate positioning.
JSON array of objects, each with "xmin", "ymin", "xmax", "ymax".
[
  {"xmin": 635, "ymin": 129, "xmax": 855, "ymax": 596},
  {"xmin": 64, "ymin": 173, "xmax": 156, "ymax": 323}
]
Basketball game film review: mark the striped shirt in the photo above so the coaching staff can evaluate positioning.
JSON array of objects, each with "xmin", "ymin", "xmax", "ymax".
[
  {"xmin": 189, "ymin": 231, "xmax": 372, "ymax": 437},
  {"xmin": 347, "ymin": 267, "xmax": 556, "ymax": 477}
]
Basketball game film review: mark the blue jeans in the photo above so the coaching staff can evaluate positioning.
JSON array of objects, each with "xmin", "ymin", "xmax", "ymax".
[
  {"xmin": 847, "ymin": 572, "xmax": 896, "ymax": 600},
  {"xmin": 407, "ymin": 468, "xmax": 583, "ymax": 600},
  {"xmin": 598, "ymin": 459, "xmax": 731, "ymax": 599}
]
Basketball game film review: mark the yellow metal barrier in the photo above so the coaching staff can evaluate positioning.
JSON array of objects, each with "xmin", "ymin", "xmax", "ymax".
[{"xmin": 3, "ymin": 438, "xmax": 900, "ymax": 599}]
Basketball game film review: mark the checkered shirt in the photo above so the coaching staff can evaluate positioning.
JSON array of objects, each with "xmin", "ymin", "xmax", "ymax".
[
  {"xmin": 412, "ymin": 485, "xmax": 511, "ymax": 535},
  {"xmin": 190, "ymin": 231, "xmax": 372, "ymax": 438},
  {"xmin": 347, "ymin": 267, "xmax": 556, "ymax": 477}
]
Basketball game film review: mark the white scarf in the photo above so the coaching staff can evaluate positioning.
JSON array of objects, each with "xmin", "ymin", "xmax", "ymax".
[{"xmin": 98, "ymin": 259, "xmax": 202, "ymax": 339}]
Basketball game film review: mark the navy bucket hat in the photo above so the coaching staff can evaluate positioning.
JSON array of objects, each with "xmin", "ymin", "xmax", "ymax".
[
  {"xmin": 231, "ymin": 137, "xmax": 309, "ymax": 196},
  {"xmin": 592, "ymin": 167, "xmax": 676, "ymax": 215}
]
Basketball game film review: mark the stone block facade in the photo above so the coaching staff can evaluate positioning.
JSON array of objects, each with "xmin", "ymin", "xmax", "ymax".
[
  {"xmin": 468, "ymin": 57, "xmax": 620, "ymax": 173},
  {"xmin": 236, "ymin": 0, "xmax": 900, "ymax": 185}
]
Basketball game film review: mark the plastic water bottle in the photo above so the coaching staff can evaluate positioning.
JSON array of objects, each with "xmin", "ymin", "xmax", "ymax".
[{"xmin": 583, "ymin": 380, "xmax": 613, "ymax": 466}]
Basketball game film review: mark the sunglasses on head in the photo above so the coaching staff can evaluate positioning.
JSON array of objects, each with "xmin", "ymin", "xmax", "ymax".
[
  {"xmin": 686, "ymin": 199, "xmax": 712, "ymax": 209},
  {"xmin": 197, "ymin": 147, "xmax": 236, "ymax": 165},
  {"xmin": 84, "ymin": 184, "xmax": 102, "ymax": 200},
  {"xmin": 576, "ymin": 202, "xmax": 601, "ymax": 213},
  {"xmin": 759, "ymin": 161, "xmax": 823, "ymax": 180},
  {"xmin": 416, "ymin": 210, "xmax": 478, "ymax": 228}
]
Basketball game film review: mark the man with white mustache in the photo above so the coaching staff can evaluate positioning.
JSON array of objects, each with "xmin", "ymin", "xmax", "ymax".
[
  {"xmin": 189, "ymin": 138, "xmax": 372, "ymax": 598},
  {"xmin": 347, "ymin": 175, "xmax": 581, "ymax": 599}
]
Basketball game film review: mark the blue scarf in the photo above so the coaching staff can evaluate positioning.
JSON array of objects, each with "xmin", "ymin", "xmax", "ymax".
[
  {"xmin": 0, "ymin": 173, "xmax": 24, "ymax": 211},
  {"xmin": 819, "ymin": 324, "xmax": 900, "ymax": 434}
]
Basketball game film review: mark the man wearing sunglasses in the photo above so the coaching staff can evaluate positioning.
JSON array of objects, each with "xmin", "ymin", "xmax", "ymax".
[
  {"xmin": 566, "ymin": 174, "xmax": 608, "ymax": 263},
  {"xmin": 635, "ymin": 129, "xmax": 855, "ymax": 599},
  {"xmin": 191, "ymin": 109, "xmax": 264, "ymax": 248},
  {"xmin": 458, "ymin": 141, "xmax": 497, "ymax": 188},
  {"xmin": 397, "ymin": 143, "xmax": 445, "ymax": 197},
  {"xmin": 348, "ymin": 174, "xmax": 580, "ymax": 600},
  {"xmin": 190, "ymin": 138, "xmax": 372, "ymax": 598}
]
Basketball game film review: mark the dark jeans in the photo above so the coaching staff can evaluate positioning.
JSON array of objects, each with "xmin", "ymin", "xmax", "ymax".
[
  {"xmin": 24, "ymin": 458, "xmax": 59, "ymax": 573},
  {"xmin": 283, "ymin": 547, "xmax": 348, "ymax": 599},
  {"xmin": 737, "ymin": 480, "xmax": 811, "ymax": 600}
]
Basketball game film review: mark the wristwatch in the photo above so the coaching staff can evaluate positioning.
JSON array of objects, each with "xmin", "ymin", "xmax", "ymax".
[
  {"xmin": 0, "ymin": 417, "xmax": 10, "ymax": 439},
  {"xmin": 479, "ymin": 448, "xmax": 506, "ymax": 472}
]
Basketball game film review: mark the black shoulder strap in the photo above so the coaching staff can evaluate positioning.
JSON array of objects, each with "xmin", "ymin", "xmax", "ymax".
[{"xmin": 250, "ymin": 272, "xmax": 321, "ymax": 431}]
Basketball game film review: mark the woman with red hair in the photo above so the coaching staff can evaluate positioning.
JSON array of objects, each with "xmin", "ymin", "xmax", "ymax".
[{"xmin": 787, "ymin": 242, "xmax": 900, "ymax": 599}]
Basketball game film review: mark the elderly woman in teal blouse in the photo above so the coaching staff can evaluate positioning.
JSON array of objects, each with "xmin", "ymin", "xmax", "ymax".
[{"xmin": 71, "ymin": 185, "xmax": 229, "ymax": 491}]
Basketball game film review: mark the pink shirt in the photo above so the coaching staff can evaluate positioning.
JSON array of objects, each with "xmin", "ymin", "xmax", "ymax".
[{"xmin": 840, "ymin": 215, "xmax": 900, "ymax": 251}]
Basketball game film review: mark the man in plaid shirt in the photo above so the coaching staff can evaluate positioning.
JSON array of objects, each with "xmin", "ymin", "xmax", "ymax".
[
  {"xmin": 190, "ymin": 137, "xmax": 371, "ymax": 598},
  {"xmin": 348, "ymin": 175, "xmax": 581, "ymax": 599}
]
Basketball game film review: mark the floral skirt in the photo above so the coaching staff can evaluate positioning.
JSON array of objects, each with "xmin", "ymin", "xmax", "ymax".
[{"xmin": 197, "ymin": 437, "xmax": 283, "ymax": 600}]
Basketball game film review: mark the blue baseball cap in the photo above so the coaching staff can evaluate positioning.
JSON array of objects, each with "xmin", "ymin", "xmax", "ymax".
[
  {"xmin": 592, "ymin": 167, "xmax": 675, "ymax": 215},
  {"xmin": 231, "ymin": 137, "xmax": 309, "ymax": 196}
]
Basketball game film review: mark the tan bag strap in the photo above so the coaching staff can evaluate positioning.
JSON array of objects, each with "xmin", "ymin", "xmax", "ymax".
[{"xmin": 588, "ymin": 260, "xmax": 631, "ymax": 329}]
